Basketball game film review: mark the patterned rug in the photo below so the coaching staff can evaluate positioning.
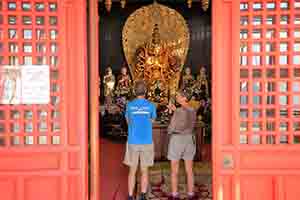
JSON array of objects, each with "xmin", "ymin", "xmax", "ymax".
[{"xmin": 138, "ymin": 162, "xmax": 212, "ymax": 200}]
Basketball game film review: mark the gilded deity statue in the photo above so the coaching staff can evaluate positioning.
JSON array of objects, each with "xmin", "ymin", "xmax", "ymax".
[
  {"xmin": 115, "ymin": 65, "xmax": 132, "ymax": 98},
  {"xmin": 103, "ymin": 66, "xmax": 116, "ymax": 105},
  {"xmin": 134, "ymin": 24, "xmax": 180, "ymax": 105},
  {"xmin": 181, "ymin": 67, "xmax": 195, "ymax": 97},
  {"xmin": 194, "ymin": 66, "xmax": 209, "ymax": 100}
]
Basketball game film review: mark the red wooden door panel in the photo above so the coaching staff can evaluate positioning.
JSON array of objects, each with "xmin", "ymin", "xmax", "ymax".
[
  {"xmin": 213, "ymin": 0, "xmax": 300, "ymax": 200},
  {"xmin": 0, "ymin": 1, "xmax": 88, "ymax": 200}
]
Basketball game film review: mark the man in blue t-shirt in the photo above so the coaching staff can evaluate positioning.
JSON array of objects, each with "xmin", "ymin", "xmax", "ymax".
[{"xmin": 124, "ymin": 80, "xmax": 156, "ymax": 200}]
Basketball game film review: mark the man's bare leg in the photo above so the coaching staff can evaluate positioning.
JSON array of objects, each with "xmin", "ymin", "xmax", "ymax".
[
  {"xmin": 184, "ymin": 160, "xmax": 194, "ymax": 194},
  {"xmin": 128, "ymin": 166, "xmax": 138, "ymax": 196},
  {"xmin": 170, "ymin": 160, "xmax": 180, "ymax": 195},
  {"xmin": 140, "ymin": 166, "xmax": 149, "ymax": 194}
]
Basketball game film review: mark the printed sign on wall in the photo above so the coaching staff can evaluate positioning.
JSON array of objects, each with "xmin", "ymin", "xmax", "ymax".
[{"xmin": 0, "ymin": 65, "xmax": 50, "ymax": 104}]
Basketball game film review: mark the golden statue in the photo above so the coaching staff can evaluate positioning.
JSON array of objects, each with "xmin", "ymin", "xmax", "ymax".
[
  {"xmin": 181, "ymin": 67, "xmax": 195, "ymax": 91},
  {"xmin": 194, "ymin": 66, "xmax": 209, "ymax": 100},
  {"xmin": 134, "ymin": 24, "xmax": 180, "ymax": 105},
  {"xmin": 122, "ymin": 2, "xmax": 190, "ymax": 105},
  {"xmin": 115, "ymin": 65, "xmax": 132, "ymax": 98},
  {"xmin": 103, "ymin": 66, "xmax": 115, "ymax": 104}
]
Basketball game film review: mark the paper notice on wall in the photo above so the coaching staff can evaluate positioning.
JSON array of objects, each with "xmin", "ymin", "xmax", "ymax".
[
  {"xmin": 21, "ymin": 65, "xmax": 50, "ymax": 104},
  {"xmin": 0, "ymin": 65, "xmax": 50, "ymax": 104}
]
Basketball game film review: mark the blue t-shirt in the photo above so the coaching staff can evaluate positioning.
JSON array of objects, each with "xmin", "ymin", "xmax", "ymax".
[{"xmin": 125, "ymin": 98, "xmax": 157, "ymax": 145}]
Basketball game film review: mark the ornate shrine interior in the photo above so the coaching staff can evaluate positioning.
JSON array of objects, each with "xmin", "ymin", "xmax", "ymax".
[{"xmin": 98, "ymin": 0, "xmax": 212, "ymax": 162}]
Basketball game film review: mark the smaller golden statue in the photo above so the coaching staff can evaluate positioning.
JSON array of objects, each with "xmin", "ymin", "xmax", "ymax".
[
  {"xmin": 148, "ymin": 78, "xmax": 168, "ymax": 104},
  {"xmin": 115, "ymin": 65, "xmax": 132, "ymax": 98},
  {"xmin": 103, "ymin": 66, "xmax": 116, "ymax": 104},
  {"xmin": 194, "ymin": 66, "xmax": 209, "ymax": 100},
  {"xmin": 181, "ymin": 67, "xmax": 195, "ymax": 94}
]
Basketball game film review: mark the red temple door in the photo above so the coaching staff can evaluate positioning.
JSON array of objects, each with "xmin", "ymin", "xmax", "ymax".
[
  {"xmin": 213, "ymin": 0, "xmax": 300, "ymax": 199},
  {"xmin": 0, "ymin": 1, "xmax": 88, "ymax": 200}
]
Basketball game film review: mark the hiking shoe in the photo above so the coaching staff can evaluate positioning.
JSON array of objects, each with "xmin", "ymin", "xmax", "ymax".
[
  {"xmin": 139, "ymin": 193, "xmax": 147, "ymax": 200},
  {"xmin": 168, "ymin": 196, "xmax": 180, "ymax": 200},
  {"xmin": 187, "ymin": 194, "xmax": 198, "ymax": 200},
  {"xmin": 128, "ymin": 196, "xmax": 134, "ymax": 200}
]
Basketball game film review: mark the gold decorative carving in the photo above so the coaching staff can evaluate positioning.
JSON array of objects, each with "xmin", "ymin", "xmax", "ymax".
[
  {"xmin": 105, "ymin": 0, "xmax": 112, "ymax": 12},
  {"xmin": 120, "ymin": 0, "xmax": 126, "ymax": 8},
  {"xmin": 202, "ymin": 0, "xmax": 209, "ymax": 11},
  {"xmin": 187, "ymin": 0, "xmax": 192, "ymax": 8}
]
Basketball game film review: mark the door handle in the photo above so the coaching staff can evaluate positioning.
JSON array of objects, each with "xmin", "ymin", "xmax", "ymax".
[{"xmin": 223, "ymin": 154, "xmax": 234, "ymax": 169}]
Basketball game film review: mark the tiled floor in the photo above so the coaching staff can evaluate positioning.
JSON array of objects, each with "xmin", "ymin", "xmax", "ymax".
[
  {"xmin": 100, "ymin": 138, "xmax": 128, "ymax": 200},
  {"xmin": 100, "ymin": 138, "xmax": 213, "ymax": 200}
]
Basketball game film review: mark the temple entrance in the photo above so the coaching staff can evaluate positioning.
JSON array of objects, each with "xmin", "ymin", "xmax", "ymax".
[
  {"xmin": 90, "ymin": 0, "xmax": 300, "ymax": 199},
  {"xmin": 0, "ymin": 1, "xmax": 88, "ymax": 200},
  {"xmin": 98, "ymin": 1, "xmax": 212, "ymax": 199}
]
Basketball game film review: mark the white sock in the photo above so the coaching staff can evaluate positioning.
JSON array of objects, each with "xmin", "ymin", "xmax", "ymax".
[
  {"xmin": 188, "ymin": 192, "xmax": 194, "ymax": 196},
  {"xmin": 172, "ymin": 192, "xmax": 179, "ymax": 197}
]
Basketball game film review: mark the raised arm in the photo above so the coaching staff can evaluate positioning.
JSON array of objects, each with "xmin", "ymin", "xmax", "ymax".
[
  {"xmin": 125, "ymin": 103, "xmax": 130, "ymax": 124},
  {"xmin": 151, "ymin": 104, "xmax": 157, "ymax": 123}
]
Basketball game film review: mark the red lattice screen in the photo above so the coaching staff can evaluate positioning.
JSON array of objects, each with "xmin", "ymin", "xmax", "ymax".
[
  {"xmin": 0, "ymin": 1, "xmax": 61, "ymax": 146},
  {"xmin": 214, "ymin": 1, "xmax": 300, "ymax": 200},
  {"xmin": 239, "ymin": 1, "xmax": 300, "ymax": 145}
]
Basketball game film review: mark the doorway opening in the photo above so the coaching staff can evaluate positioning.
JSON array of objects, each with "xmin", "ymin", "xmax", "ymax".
[{"xmin": 98, "ymin": 1, "xmax": 212, "ymax": 199}]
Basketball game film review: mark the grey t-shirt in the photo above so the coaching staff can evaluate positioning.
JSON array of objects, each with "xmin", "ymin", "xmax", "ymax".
[{"xmin": 168, "ymin": 106, "xmax": 197, "ymax": 135}]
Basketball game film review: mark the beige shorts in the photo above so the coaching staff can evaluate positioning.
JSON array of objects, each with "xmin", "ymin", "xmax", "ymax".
[
  {"xmin": 167, "ymin": 134, "xmax": 196, "ymax": 161},
  {"xmin": 123, "ymin": 143, "xmax": 154, "ymax": 168}
]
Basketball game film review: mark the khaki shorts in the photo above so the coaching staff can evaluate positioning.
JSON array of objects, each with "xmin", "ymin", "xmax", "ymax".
[
  {"xmin": 167, "ymin": 134, "xmax": 196, "ymax": 161},
  {"xmin": 123, "ymin": 143, "xmax": 154, "ymax": 167}
]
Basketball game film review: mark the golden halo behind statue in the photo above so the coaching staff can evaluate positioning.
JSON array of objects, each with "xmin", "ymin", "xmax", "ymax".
[{"xmin": 122, "ymin": 2, "xmax": 190, "ymax": 80}]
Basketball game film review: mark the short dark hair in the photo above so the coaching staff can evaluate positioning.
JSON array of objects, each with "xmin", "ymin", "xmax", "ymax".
[
  {"xmin": 134, "ymin": 80, "xmax": 147, "ymax": 96},
  {"xmin": 177, "ymin": 90, "xmax": 192, "ymax": 101}
]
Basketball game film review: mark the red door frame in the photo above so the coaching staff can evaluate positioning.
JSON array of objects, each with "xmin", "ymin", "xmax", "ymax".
[
  {"xmin": 88, "ymin": 0, "xmax": 219, "ymax": 200},
  {"xmin": 88, "ymin": 0, "xmax": 100, "ymax": 200},
  {"xmin": 212, "ymin": 0, "xmax": 238, "ymax": 199}
]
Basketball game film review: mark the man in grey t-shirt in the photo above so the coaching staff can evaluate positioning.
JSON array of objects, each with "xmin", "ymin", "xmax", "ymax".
[{"xmin": 167, "ymin": 90, "xmax": 197, "ymax": 200}]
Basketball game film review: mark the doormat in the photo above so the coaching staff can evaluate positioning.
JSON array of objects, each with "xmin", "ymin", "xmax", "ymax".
[{"xmin": 138, "ymin": 162, "xmax": 212, "ymax": 200}]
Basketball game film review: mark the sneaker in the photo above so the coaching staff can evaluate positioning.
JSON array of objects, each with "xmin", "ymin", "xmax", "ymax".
[
  {"xmin": 168, "ymin": 195, "xmax": 180, "ymax": 200},
  {"xmin": 128, "ymin": 196, "xmax": 134, "ymax": 200},
  {"xmin": 187, "ymin": 194, "xmax": 198, "ymax": 200},
  {"xmin": 139, "ymin": 193, "xmax": 147, "ymax": 200}
]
